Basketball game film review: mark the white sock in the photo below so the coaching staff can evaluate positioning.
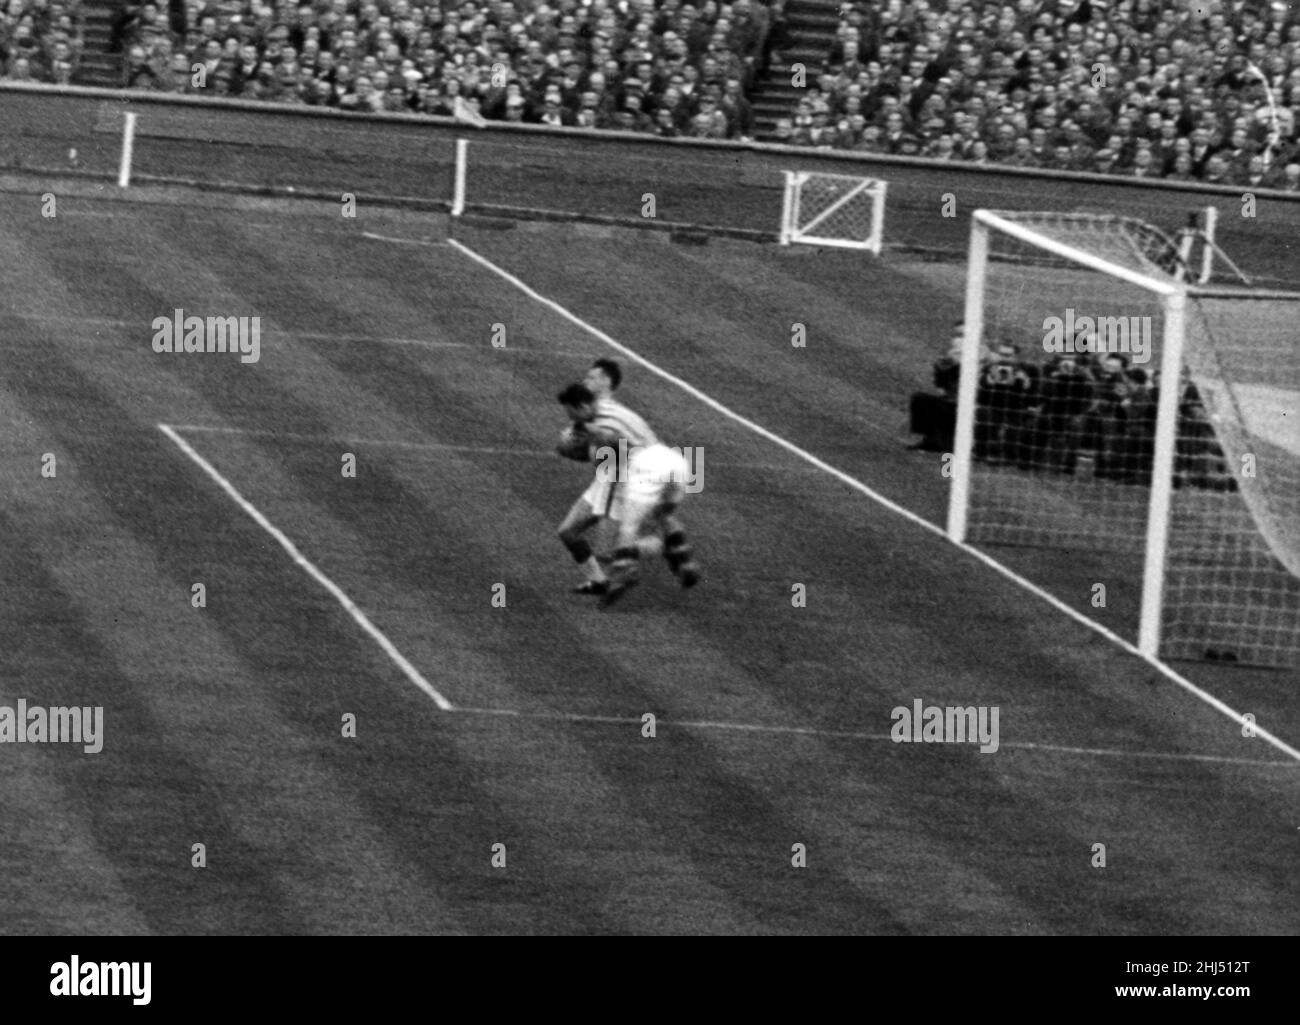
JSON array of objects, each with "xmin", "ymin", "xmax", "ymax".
[{"xmin": 581, "ymin": 556, "xmax": 607, "ymax": 583}]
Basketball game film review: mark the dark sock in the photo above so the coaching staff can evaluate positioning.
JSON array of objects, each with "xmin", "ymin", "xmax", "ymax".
[
  {"xmin": 663, "ymin": 530, "xmax": 693, "ymax": 573},
  {"xmin": 612, "ymin": 545, "xmax": 640, "ymax": 565}
]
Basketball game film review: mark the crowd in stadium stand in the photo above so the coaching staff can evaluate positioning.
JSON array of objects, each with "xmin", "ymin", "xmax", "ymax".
[
  {"xmin": 779, "ymin": 0, "xmax": 1300, "ymax": 187},
  {"xmin": 908, "ymin": 322, "xmax": 1236, "ymax": 489},
  {"xmin": 106, "ymin": 0, "xmax": 773, "ymax": 140},
  {"xmin": 7, "ymin": 1, "xmax": 1300, "ymax": 189},
  {"xmin": 0, "ymin": 0, "xmax": 84, "ymax": 84}
]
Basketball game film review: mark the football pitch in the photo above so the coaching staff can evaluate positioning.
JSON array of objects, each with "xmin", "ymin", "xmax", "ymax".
[{"xmin": 1, "ymin": 185, "xmax": 1297, "ymax": 935}]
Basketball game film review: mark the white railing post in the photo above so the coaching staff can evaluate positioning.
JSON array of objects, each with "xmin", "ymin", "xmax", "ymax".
[
  {"xmin": 870, "ymin": 180, "xmax": 887, "ymax": 256},
  {"xmin": 118, "ymin": 111, "xmax": 137, "ymax": 188},
  {"xmin": 1200, "ymin": 205, "xmax": 1217, "ymax": 284},
  {"xmin": 451, "ymin": 137, "xmax": 467, "ymax": 218},
  {"xmin": 779, "ymin": 171, "xmax": 794, "ymax": 244}
]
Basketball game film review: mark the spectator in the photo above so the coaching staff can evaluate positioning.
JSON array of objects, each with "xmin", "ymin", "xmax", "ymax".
[
  {"xmin": 908, "ymin": 320, "xmax": 964, "ymax": 453},
  {"xmin": 622, "ymin": 91, "xmax": 654, "ymax": 132},
  {"xmin": 1167, "ymin": 151, "xmax": 1196, "ymax": 181},
  {"xmin": 974, "ymin": 341, "xmax": 1038, "ymax": 465},
  {"xmin": 774, "ymin": 0, "xmax": 1300, "ymax": 188},
  {"xmin": 86, "ymin": 0, "xmax": 1300, "ymax": 191},
  {"xmin": 1203, "ymin": 152, "xmax": 1231, "ymax": 184},
  {"xmin": 1130, "ymin": 147, "xmax": 1159, "ymax": 178},
  {"xmin": 720, "ymin": 75, "xmax": 753, "ymax": 138},
  {"xmin": 1243, "ymin": 154, "xmax": 1271, "ymax": 189},
  {"xmin": 539, "ymin": 93, "xmax": 567, "ymax": 127},
  {"xmin": 1092, "ymin": 148, "xmax": 1119, "ymax": 175},
  {"xmin": 1024, "ymin": 356, "xmax": 1094, "ymax": 475},
  {"xmin": 104, "ymin": 0, "xmax": 772, "ymax": 143},
  {"xmin": 124, "ymin": 44, "xmax": 155, "ymax": 88},
  {"xmin": 690, "ymin": 93, "xmax": 729, "ymax": 138},
  {"xmin": 1092, "ymin": 354, "xmax": 1154, "ymax": 484}
]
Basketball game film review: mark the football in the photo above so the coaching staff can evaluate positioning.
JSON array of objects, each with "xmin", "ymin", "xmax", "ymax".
[{"xmin": 556, "ymin": 425, "xmax": 590, "ymax": 461}]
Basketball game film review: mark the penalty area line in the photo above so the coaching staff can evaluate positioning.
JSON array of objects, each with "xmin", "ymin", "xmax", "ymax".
[
  {"xmin": 360, "ymin": 231, "xmax": 448, "ymax": 246},
  {"xmin": 157, "ymin": 422, "xmax": 454, "ymax": 712},
  {"xmin": 454, "ymin": 708, "xmax": 1296, "ymax": 766},
  {"xmin": 447, "ymin": 238, "xmax": 1300, "ymax": 766},
  {"xmin": 168, "ymin": 423, "xmax": 821, "ymax": 473}
]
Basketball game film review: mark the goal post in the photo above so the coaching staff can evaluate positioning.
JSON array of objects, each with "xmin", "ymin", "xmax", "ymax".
[
  {"xmin": 948, "ymin": 209, "xmax": 1300, "ymax": 668},
  {"xmin": 780, "ymin": 171, "xmax": 886, "ymax": 253}
]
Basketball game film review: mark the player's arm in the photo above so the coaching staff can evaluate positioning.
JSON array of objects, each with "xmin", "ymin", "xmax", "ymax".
[
  {"xmin": 581, "ymin": 420, "xmax": 625, "ymax": 450},
  {"xmin": 564, "ymin": 421, "xmax": 626, "ymax": 473}
]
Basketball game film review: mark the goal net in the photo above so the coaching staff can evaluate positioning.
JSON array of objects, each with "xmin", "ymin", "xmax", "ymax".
[
  {"xmin": 947, "ymin": 210, "xmax": 1300, "ymax": 667},
  {"xmin": 779, "ymin": 171, "xmax": 886, "ymax": 253}
]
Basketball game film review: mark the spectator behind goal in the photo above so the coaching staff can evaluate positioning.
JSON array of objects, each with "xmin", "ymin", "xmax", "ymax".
[
  {"xmin": 1021, "ymin": 354, "xmax": 1095, "ymax": 475},
  {"xmin": 907, "ymin": 320, "xmax": 964, "ymax": 452},
  {"xmin": 973, "ymin": 340, "xmax": 1038, "ymax": 464},
  {"xmin": 1091, "ymin": 354, "xmax": 1155, "ymax": 484}
]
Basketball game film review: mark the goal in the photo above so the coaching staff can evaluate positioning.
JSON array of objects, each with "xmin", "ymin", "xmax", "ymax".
[
  {"xmin": 779, "ymin": 171, "xmax": 886, "ymax": 253},
  {"xmin": 947, "ymin": 209, "xmax": 1300, "ymax": 667}
]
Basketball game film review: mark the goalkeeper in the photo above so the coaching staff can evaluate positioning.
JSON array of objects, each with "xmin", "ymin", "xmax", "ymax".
[{"xmin": 555, "ymin": 359, "xmax": 623, "ymax": 595}]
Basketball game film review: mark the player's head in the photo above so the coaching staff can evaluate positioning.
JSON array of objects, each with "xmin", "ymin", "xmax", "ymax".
[
  {"xmin": 557, "ymin": 381, "xmax": 597, "ymax": 423},
  {"xmin": 584, "ymin": 358, "xmax": 621, "ymax": 397},
  {"xmin": 1102, "ymin": 353, "xmax": 1129, "ymax": 376},
  {"xmin": 947, "ymin": 321, "xmax": 966, "ymax": 359}
]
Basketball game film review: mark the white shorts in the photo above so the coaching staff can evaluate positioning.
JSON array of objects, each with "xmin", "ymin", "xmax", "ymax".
[
  {"xmin": 613, "ymin": 444, "xmax": 688, "ymax": 527},
  {"xmin": 581, "ymin": 475, "xmax": 618, "ymax": 519}
]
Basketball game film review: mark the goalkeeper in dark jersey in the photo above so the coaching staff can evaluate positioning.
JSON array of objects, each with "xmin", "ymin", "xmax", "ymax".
[{"xmin": 555, "ymin": 359, "xmax": 625, "ymax": 595}]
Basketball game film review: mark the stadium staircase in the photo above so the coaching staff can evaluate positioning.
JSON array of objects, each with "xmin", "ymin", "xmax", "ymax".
[
  {"xmin": 76, "ymin": 0, "xmax": 124, "ymax": 87},
  {"xmin": 750, "ymin": 0, "xmax": 841, "ymax": 138}
]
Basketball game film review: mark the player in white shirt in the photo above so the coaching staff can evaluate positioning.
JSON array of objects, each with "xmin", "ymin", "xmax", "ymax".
[{"xmin": 556, "ymin": 381, "xmax": 701, "ymax": 605}]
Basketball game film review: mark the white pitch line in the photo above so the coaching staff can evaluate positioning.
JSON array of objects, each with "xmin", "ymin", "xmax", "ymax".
[
  {"xmin": 361, "ymin": 231, "xmax": 448, "ymax": 246},
  {"xmin": 1005, "ymin": 740, "xmax": 1296, "ymax": 767},
  {"xmin": 157, "ymin": 422, "xmax": 454, "ymax": 711},
  {"xmin": 295, "ymin": 331, "xmax": 470, "ymax": 349},
  {"xmin": 168, "ymin": 422, "xmax": 821, "ymax": 474},
  {"xmin": 0, "ymin": 312, "xmax": 464, "ymax": 349},
  {"xmin": 0, "ymin": 312, "xmax": 590, "ymax": 357},
  {"xmin": 454, "ymin": 707, "xmax": 1295, "ymax": 766},
  {"xmin": 172, "ymin": 422, "xmax": 539, "ymax": 458},
  {"xmin": 447, "ymin": 237, "xmax": 1300, "ymax": 765}
]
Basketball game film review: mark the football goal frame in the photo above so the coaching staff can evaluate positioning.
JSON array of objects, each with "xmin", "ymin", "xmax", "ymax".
[
  {"xmin": 947, "ymin": 208, "xmax": 1300, "ymax": 666},
  {"xmin": 779, "ymin": 171, "xmax": 886, "ymax": 254}
]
